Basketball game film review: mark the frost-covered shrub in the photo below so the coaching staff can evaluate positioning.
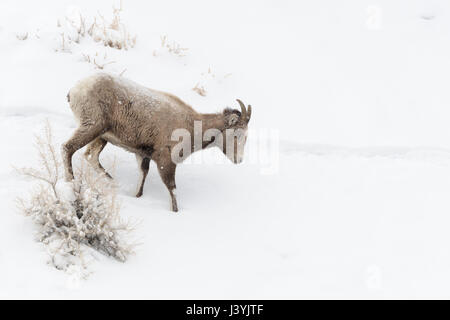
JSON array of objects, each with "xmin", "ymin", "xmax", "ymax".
[{"xmin": 17, "ymin": 122, "xmax": 135, "ymax": 277}]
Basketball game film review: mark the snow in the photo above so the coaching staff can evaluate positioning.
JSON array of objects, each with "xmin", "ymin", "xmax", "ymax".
[
  {"xmin": 1, "ymin": 0, "xmax": 450, "ymax": 298},
  {"xmin": 55, "ymin": 180, "xmax": 76, "ymax": 203}
]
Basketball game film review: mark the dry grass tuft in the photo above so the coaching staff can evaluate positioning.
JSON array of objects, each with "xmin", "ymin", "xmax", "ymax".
[
  {"xmin": 57, "ymin": 1, "xmax": 136, "ymax": 53},
  {"xmin": 153, "ymin": 35, "xmax": 188, "ymax": 58},
  {"xmin": 192, "ymin": 83, "xmax": 207, "ymax": 97}
]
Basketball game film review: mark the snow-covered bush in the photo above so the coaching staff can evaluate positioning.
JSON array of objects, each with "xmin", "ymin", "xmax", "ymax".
[{"xmin": 16, "ymin": 122, "xmax": 135, "ymax": 277}]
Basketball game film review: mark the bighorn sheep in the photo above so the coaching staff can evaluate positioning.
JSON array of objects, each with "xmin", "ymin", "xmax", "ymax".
[{"xmin": 63, "ymin": 73, "xmax": 252, "ymax": 212}]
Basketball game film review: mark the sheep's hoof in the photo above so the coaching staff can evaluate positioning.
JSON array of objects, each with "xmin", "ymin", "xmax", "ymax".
[{"xmin": 136, "ymin": 191, "xmax": 143, "ymax": 198}]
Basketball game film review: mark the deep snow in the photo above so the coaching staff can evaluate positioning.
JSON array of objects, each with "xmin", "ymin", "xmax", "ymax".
[{"xmin": 1, "ymin": 0, "xmax": 450, "ymax": 299}]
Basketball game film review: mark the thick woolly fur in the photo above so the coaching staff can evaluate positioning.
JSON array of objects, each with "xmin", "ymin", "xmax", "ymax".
[{"xmin": 63, "ymin": 73, "xmax": 251, "ymax": 212}]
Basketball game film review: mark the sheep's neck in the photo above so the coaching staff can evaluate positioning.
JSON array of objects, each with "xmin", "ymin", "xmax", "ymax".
[{"xmin": 190, "ymin": 113, "xmax": 225, "ymax": 151}]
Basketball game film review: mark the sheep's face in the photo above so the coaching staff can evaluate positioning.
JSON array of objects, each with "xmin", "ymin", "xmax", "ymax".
[
  {"xmin": 222, "ymin": 100, "xmax": 252, "ymax": 164},
  {"xmin": 225, "ymin": 126, "xmax": 248, "ymax": 164}
]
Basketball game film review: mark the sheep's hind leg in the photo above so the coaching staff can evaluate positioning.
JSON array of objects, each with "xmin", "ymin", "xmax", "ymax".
[
  {"xmin": 62, "ymin": 124, "xmax": 105, "ymax": 181},
  {"xmin": 156, "ymin": 161, "xmax": 178, "ymax": 212},
  {"xmin": 135, "ymin": 154, "xmax": 150, "ymax": 198},
  {"xmin": 84, "ymin": 137, "xmax": 112, "ymax": 179}
]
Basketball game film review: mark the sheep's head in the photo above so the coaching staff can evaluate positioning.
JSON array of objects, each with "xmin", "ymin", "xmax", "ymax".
[{"xmin": 222, "ymin": 99, "xmax": 252, "ymax": 164}]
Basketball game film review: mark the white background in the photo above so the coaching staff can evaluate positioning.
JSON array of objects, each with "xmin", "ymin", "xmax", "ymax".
[{"xmin": 1, "ymin": 0, "xmax": 450, "ymax": 298}]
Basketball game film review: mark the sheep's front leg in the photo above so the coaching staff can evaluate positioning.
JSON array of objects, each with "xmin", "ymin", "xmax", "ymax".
[
  {"xmin": 156, "ymin": 161, "xmax": 178, "ymax": 212},
  {"xmin": 62, "ymin": 125, "xmax": 104, "ymax": 181}
]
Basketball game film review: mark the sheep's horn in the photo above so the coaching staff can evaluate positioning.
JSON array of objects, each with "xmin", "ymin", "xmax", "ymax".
[
  {"xmin": 247, "ymin": 105, "xmax": 252, "ymax": 122},
  {"xmin": 236, "ymin": 99, "xmax": 247, "ymax": 119}
]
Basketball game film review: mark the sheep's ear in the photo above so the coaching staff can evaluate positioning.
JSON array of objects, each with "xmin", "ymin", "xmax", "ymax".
[{"xmin": 226, "ymin": 113, "xmax": 239, "ymax": 127}]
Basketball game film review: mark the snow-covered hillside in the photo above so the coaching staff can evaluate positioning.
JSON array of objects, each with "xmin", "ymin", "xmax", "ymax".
[{"xmin": 1, "ymin": 0, "xmax": 450, "ymax": 299}]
